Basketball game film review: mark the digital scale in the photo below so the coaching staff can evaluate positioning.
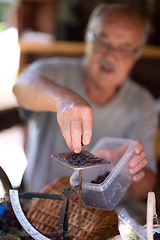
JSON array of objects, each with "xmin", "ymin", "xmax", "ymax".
[{"xmin": 9, "ymin": 151, "xmax": 110, "ymax": 240}]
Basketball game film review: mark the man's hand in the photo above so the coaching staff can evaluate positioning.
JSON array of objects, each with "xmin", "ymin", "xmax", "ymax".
[
  {"xmin": 129, "ymin": 140, "xmax": 147, "ymax": 182},
  {"xmin": 95, "ymin": 140, "xmax": 147, "ymax": 182},
  {"xmin": 13, "ymin": 72, "xmax": 93, "ymax": 153},
  {"xmin": 128, "ymin": 140, "xmax": 156, "ymax": 199},
  {"xmin": 57, "ymin": 95, "xmax": 93, "ymax": 153},
  {"xmin": 95, "ymin": 140, "xmax": 155, "ymax": 198}
]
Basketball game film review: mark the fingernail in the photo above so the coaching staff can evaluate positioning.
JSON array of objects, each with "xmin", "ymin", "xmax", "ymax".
[
  {"xmin": 130, "ymin": 161, "xmax": 134, "ymax": 167},
  {"xmin": 133, "ymin": 175, "xmax": 138, "ymax": 181},
  {"xmin": 135, "ymin": 145, "xmax": 141, "ymax": 154},
  {"xmin": 130, "ymin": 168, "xmax": 134, "ymax": 174},
  {"xmin": 74, "ymin": 149, "xmax": 80, "ymax": 153}
]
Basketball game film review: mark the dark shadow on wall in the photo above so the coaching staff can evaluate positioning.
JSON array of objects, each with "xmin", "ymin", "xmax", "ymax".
[{"xmin": 131, "ymin": 58, "xmax": 160, "ymax": 99}]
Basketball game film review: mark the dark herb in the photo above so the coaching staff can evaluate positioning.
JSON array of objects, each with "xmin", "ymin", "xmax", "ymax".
[
  {"xmin": 65, "ymin": 152, "xmax": 102, "ymax": 166},
  {"xmin": 91, "ymin": 172, "xmax": 110, "ymax": 184},
  {"xmin": 154, "ymin": 232, "xmax": 160, "ymax": 239}
]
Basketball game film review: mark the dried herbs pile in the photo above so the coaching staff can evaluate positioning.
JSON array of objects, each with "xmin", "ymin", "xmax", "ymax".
[
  {"xmin": 154, "ymin": 232, "xmax": 160, "ymax": 239},
  {"xmin": 91, "ymin": 172, "xmax": 110, "ymax": 184},
  {"xmin": 65, "ymin": 151, "xmax": 102, "ymax": 166}
]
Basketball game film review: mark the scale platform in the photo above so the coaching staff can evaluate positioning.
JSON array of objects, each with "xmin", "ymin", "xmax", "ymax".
[{"xmin": 51, "ymin": 150, "xmax": 110, "ymax": 170}]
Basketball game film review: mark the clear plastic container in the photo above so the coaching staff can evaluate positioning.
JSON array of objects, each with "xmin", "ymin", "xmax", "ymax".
[{"xmin": 70, "ymin": 137, "xmax": 136, "ymax": 210}]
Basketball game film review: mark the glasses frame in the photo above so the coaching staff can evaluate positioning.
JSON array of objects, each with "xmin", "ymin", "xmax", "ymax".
[{"xmin": 87, "ymin": 30, "xmax": 142, "ymax": 59}]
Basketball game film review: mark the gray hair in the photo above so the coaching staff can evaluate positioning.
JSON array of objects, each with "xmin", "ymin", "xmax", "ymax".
[{"xmin": 85, "ymin": 3, "xmax": 150, "ymax": 46}]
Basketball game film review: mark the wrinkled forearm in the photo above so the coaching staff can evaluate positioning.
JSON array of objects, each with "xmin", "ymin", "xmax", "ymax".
[
  {"xmin": 128, "ymin": 168, "xmax": 157, "ymax": 199},
  {"xmin": 13, "ymin": 71, "xmax": 93, "ymax": 152},
  {"xmin": 13, "ymin": 71, "xmax": 79, "ymax": 112}
]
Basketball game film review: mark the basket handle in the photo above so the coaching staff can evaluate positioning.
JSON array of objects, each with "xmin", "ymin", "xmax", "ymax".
[{"xmin": 146, "ymin": 192, "xmax": 158, "ymax": 240}]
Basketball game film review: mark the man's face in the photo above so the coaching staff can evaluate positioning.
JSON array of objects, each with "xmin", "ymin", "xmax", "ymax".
[{"xmin": 86, "ymin": 15, "xmax": 143, "ymax": 89}]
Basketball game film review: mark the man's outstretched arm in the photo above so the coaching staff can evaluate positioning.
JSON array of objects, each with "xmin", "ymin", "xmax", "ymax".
[{"xmin": 13, "ymin": 71, "xmax": 93, "ymax": 153}]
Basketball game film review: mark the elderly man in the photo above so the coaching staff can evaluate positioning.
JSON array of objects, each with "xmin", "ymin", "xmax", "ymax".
[{"xmin": 13, "ymin": 3, "xmax": 158, "ymax": 220}]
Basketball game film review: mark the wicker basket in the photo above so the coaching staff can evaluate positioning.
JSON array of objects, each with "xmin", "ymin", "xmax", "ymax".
[{"xmin": 27, "ymin": 176, "xmax": 118, "ymax": 240}]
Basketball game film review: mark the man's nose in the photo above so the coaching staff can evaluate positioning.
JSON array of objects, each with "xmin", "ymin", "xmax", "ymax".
[{"xmin": 102, "ymin": 45, "xmax": 119, "ymax": 60}]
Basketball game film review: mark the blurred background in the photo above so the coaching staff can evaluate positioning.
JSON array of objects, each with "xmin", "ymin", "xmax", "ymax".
[{"xmin": 0, "ymin": 0, "xmax": 160, "ymax": 213}]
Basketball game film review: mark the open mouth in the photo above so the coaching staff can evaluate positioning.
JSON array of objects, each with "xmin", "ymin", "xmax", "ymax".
[{"xmin": 100, "ymin": 65, "xmax": 115, "ymax": 74}]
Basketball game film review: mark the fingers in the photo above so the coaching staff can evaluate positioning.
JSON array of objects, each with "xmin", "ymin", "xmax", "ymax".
[
  {"xmin": 58, "ymin": 104, "xmax": 93, "ymax": 153},
  {"xmin": 61, "ymin": 118, "xmax": 82, "ymax": 152},
  {"xmin": 81, "ymin": 116, "xmax": 93, "ymax": 146},
  {"xmin": 62, "ymin": 118, "xmax": 72, "ymax": 149},
  {"xmin": 71, "ymin": 118, "xmax": 82, "ymax": 153},
  {"xmin": 129, "ymin": 150, "xmax": 146, "ymax": 169},
  {"xmin": 134, "ymin": 140, "xmax": 143, "ymax": 154},
  {"xmin": 129, "ymin": 156, "xmax": 147, "ymax": 174},
  {"xmin": 71, "ymin": 115, "xmax": 92, "ymax": 152},
  {"xmin": 129, "ymin": 146, "xmax": 147, "ymax": 182},
  {"xmin": 133, "ymin": 170, "xmax": 145, "ymax": 182}
]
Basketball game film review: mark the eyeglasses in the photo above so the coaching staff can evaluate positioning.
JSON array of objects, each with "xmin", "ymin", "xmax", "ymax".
[{"xmin": 87, "ymin": 30, "xmax": 141, "ymax": 59}]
